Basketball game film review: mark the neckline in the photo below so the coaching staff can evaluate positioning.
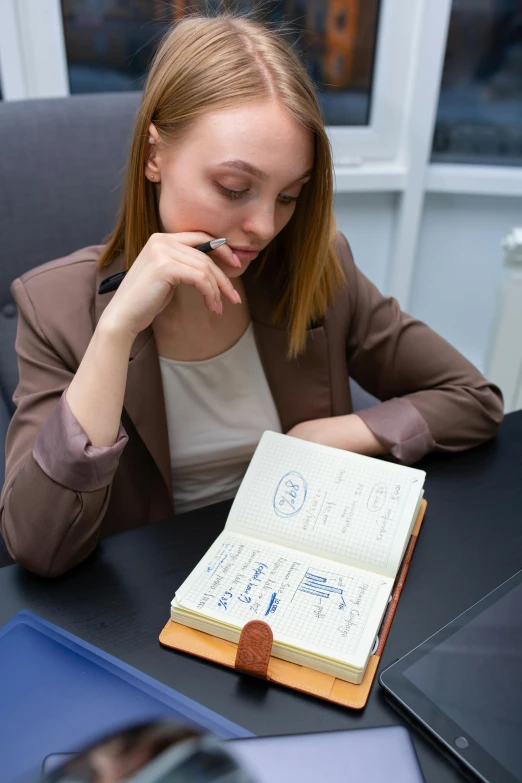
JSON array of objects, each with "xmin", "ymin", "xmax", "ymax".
[{"xmin": 158, "ymin": 322, "xmax": 253, "ymax": 367}]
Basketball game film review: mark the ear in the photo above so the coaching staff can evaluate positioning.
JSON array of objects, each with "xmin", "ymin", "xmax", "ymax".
[{"xmin": 144, "ymin": 122, "xmax": 161, "ymax": 182}]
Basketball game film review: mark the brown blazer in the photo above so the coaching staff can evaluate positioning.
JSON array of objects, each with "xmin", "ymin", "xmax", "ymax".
[{"xmin": 0, "ymin": 233, "xmax": 503, "ymax": 576}]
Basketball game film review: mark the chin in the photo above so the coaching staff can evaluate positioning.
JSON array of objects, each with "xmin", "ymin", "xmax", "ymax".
[
  {"xmin": 226, "ymin": 266, "xmax": 246, "ymax": 279},
  {"xmin": 221, "ymin": 260, "xmax": 251, "ymax": 279}
]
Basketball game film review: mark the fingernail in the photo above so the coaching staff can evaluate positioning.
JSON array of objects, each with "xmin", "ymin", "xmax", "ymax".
[
  {"xmin": 234, "ymin": 290, "xmax": 242, "ymax": 304},
  {"xmin": 232, "ymin": 253, "xmax": 241, "ymax": 267}
]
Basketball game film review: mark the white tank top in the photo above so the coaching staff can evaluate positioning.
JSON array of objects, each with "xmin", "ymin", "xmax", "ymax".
[{"xmin": 159, "ymin": 323, "xmax": 282, "ymax": 514}]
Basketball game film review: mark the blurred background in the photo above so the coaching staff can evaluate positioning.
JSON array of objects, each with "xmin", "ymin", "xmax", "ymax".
[{"xmin": 0, "ymin": 0, "xmax": 521, "ymax": 410}]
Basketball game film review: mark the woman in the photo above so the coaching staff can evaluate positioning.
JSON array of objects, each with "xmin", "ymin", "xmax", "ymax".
[{"xmin": 0, "ymin": 15, "xmax": 503, "ymax": 577}]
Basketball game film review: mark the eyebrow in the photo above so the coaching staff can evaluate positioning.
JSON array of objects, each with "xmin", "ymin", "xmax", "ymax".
[{"xmin": 219, "ymin": 159, "xmax": 313, "ymax": 185}]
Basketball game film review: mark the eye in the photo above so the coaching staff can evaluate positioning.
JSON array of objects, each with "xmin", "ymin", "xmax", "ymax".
[
  {"xmin": 216, "ymin": 183, "xmax": 300, "ymax": 205},
  {"xmin": 217, "ymin": 184, "xmax": 249, "ymax": 200},
  {"xmin": 278, "ymin": 194, "xmax": 299, "ymax": 205}
]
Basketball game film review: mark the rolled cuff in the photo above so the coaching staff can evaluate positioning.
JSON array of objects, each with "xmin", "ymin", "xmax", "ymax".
[
  {"xmin": 33, "ymin": 391, "xmax": 128, "ymax": 491},
  {"xmin": 356, "ymin": 398, "xmax": 435, "ymax": 465}
]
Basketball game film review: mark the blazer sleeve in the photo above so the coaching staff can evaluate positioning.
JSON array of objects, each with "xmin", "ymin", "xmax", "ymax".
[
  {"xmin": 0, "ymin": 277, "xmax": 127, "ymax": 577},
  {"xmin": 335, "ymin": 233, "xmax": 504, "ymax": 463}
]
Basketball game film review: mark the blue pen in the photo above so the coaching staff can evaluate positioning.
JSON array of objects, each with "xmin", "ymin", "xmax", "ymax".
[{"xmin": 98, "ymin": 237, "xmax": 228, "ymax": 294}]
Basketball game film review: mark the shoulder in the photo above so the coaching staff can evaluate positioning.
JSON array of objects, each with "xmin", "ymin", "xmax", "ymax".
[
  {"xmin": 325, "ymin": 231, "xmax": 385, "ymax": 333},
  {"xmin": 331, "ymin": 231, "xmax": 356, "ymax": 280},
  {"xmin": 329, "ymin": 231, "xmax": 359, "ymax": 313},
  {"xmin": 14, "ymin": 245, "xmax": 104, "ymax": 298},
  {"xmin": 11, "ymin": 245, "xmax": 105, "ymax": 358}
]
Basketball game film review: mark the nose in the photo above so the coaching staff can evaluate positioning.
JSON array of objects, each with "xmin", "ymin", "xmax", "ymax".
[{"xmin": 241, "ymin": 204, "xmax": 276, "ymax": 244}]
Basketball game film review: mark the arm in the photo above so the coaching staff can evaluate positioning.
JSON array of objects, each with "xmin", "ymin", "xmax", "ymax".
[
  {"xmin": 0, "ymin": 278, "xmax": 129, "ymax": 577},
  {"xmin": 337, "ymin": 233, "xmax": 504, "ymax": 462},
  {"xmin": 288, "ymin": 234, "xmax": 503, "ymax": 463},
  {"xmin": 1, "ymin": 233, "xmax": 243, "ymax": 577},
  {"xmin": 287, "ymin": 413, "xmax": 389, "ymax": 456}
]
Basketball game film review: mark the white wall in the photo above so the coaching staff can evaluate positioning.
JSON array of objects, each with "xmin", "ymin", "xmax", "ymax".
[
  {"xmin": 334, "ymin": 193, "xmax": 398, "ymax": 293},
  {"xmin": 335, "ymin": 192, "xmax": 521, "ymax": 377},
  {"xmin": 410, "ymin": 194, "xmax": 522, "ymax": 372}
]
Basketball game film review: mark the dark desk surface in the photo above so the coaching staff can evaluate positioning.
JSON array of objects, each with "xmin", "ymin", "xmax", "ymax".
[{"xmin": 2, "ymin": 412, "xmax": 522, "ymax": 783}]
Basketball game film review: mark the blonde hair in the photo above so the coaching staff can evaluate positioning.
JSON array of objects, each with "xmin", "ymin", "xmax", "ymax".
[{"xmin": 98, "ymin": 13, "xmax": 342, "ymax": 357}]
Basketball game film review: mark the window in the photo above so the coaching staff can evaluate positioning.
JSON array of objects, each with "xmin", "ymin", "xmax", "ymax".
[
  {"xmin": 432, "ymin": 0, "xmax": 522, "ymax": 166},
  {"xmin": 60, "ymin": 0, "xmax": 381, "ymax": 126},
  {"xmin": 61, "ymin": 0, "xmax": 171, "ymax": 93}
]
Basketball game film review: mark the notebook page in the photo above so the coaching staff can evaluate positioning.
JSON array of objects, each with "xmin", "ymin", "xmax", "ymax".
[
  {"xmin": 226, "ymin": 431, "xmax": 425, "ymax": 578},
  {"xmin": 174, "ymin": 532, "xmax": 392, "ymax": 671}
]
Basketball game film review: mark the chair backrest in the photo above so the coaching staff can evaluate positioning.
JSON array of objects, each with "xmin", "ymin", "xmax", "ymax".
[
  {"xmin": 0, "ymin": 93, "xmax": 141, "ymax": 566},
  {"xmin": 0, "ymin": 91, "xmax": 142, "ymax": 413}
]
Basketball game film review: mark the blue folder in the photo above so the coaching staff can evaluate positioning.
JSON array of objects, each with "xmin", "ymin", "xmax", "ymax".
[{"xmin": 0, "ymin": 611, "xmax": 252, "ymax": 783}]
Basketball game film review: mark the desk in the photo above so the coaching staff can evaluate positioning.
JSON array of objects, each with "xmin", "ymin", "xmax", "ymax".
[{"xmin": 1, "ymin": 411, "xmax": 522, "ymax": 783}]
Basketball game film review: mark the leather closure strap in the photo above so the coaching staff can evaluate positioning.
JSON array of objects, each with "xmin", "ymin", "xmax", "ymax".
[{"xmin": 235, "ymin": 620, "xmax": 273, "ymax": 680}]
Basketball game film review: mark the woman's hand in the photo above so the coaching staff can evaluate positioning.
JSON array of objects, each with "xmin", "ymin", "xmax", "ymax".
[
  {"xmin": 100, "ymin": 232, "xmax": 242, "ymax": 340},
  {"xmin": 286, "ymin": 414, "xmax": 389, "ymax": 457}
]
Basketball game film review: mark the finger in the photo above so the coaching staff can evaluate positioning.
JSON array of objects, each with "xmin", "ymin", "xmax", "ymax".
[
  {"xmin": 173, "ymin": 248, "xmax": 223, "ymax": 306},
  {"xmin": 167, "ymin": 261, "xmax": 220, "ymax": 313},
  {"xmin": 163, "ymin": 249, "xmax": 223, "ymax": 312},
  {"xmin": 162, "ymin": 232, "xmax": 242, "ymax": 269},
  {"xmin": 207, "ymin": 258, "xmax": 242, "ymax": 304},
  {"xmin": 162, "ymin": 231, "xmax": 217, "ymax": 247},
  {"xmin": 181, "ymin": 247, "xmax": 241, "ymax": 305},
  {"xmin": 208, "ymin": 246, "xmax": 242, "ymax": 269},
  {"xmin": 132, "ymin": 238, "xmax": 220, "ymax": 310},
  {"xmin": 148, "ymin": 239, "xmax": 234, "ymax": 311}
]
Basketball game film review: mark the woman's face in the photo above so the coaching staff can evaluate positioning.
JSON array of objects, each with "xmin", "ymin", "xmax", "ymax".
[{"xmin": 145, "ymin": 99, "xmax": 314, "ymax": 278}]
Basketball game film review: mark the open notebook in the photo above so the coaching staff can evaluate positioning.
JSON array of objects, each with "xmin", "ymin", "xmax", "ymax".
[{"xmin": 170, "ymin": 431, "xmax": 425, "ymax": 685}]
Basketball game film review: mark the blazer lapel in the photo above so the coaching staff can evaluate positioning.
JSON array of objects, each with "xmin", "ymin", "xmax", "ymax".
[
  {"xmin": 244, "ymin": 263, "xmax": 332, "ymax": 433},
  {"xmin": 94, "ymin": 259, "xmax": 172, "ymax": 498}
]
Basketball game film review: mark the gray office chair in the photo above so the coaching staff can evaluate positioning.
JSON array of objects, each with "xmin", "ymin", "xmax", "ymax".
[
  {"xmin": 0, "ymin": 91, "xmax": 378, "ymax": 568},
  {"xmin": 0, "ymin": 92, "xmax": 141, "ymax": 565}
]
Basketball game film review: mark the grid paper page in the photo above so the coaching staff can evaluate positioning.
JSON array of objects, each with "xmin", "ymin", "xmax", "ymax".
[
  {"xmin": 175, "ymin": 533, "xmax": 392, "ymax": 667},
  {"xmin": 226, "ymin": 432, "xmax": 424, "ymax": 578}
]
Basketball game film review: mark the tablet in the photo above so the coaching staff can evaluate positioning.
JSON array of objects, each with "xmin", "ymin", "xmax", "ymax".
[
  {"xmin": 226, "ymin": 725, "xmax": 424, "ymax": 783},
  {"xmin": 0, "ymin": 611, "xmax": 250, "ymax": 783},
  {"xmin": 379, "ymin": 570, "xmax": 522, "ymax": 783}
]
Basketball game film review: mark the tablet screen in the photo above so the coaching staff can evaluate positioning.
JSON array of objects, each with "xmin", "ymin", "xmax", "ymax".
[
  {"xmin": 382, "ymin": 572, "xmax": 522, "ymax": 783},
  {"xmin": 227, "ymin": 726, "xmax": 424, "ymax": 783}
]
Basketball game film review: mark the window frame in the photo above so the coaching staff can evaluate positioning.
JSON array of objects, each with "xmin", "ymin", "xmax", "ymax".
[
  {"xmin": 0, "ymin": 0, "xmax": 67, "ymax": 100},
  {"xmin": 2, "ymin": 0, "xmax": 521, "ymax": 313},
  {"xmin": 0, "ymin": 0, "xmax": 27, "ymax": 100},
  {"xmin": 2, "ymin": 0, "xmax": 417, "ymax": 168}
]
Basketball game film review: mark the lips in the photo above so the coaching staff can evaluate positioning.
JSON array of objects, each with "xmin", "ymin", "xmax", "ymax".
[{"xmin": 229, "ymin": 247, "xmax": 261, "ymax": 263}]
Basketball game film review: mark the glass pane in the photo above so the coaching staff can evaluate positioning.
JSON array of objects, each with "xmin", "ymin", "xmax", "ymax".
[
  {"xmin": 60, "ymin": 0, "xmax": 381, "ymax": 126},
  {"xmin": 432, "ymin": 0, "xmax": 522, "ymax": 166}
]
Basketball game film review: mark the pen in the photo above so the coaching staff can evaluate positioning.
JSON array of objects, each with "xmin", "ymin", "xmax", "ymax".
[{"xmin": 98, "ymin": 237, "xmax": 229, "ymax": 294}]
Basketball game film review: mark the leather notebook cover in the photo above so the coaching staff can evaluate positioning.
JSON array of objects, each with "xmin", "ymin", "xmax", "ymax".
[{"xmin": 160, "ymin": 499, "xmax": 427, "ymax": 709}]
